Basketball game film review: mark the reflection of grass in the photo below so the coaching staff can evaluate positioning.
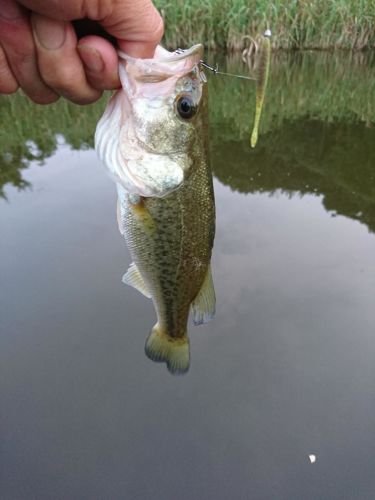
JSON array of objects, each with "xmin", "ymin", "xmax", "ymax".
[
  {"xmin": 155, "ymin": 0, "xmax": 375, "ymax": 50},
  {"xmin": 0, "ymin": 94, "xmax": 106, "ymax": 197},
  {"xmin": 209, "ymin": 51, "xmax": 375, "ymax": 141},
  {"xmin": 1, "ymin": 52, "xmax": 373, "ymax": 196},
  {"xmin": 1, "ymin": 53, "xmax": 375, "ymax": 233},
  {"xmin": 212, "ymin": 119, "xmax": 375, "ymax": 233}
]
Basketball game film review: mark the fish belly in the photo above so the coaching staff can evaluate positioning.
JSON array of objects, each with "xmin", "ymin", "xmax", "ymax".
[{"xmin": 119, "ymin": 159, "xmax": 215, "ymax": 340}]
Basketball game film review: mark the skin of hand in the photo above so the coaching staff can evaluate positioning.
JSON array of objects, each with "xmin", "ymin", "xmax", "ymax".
[{"xmin": 0, "ymin": 0, "xmax": 164, "ymax": 104}]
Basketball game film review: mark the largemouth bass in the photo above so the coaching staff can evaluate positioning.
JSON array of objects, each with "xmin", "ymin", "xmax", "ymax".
[{"xmin": 95, "ymin": 45, "xmax": 215, "ymax": 374}]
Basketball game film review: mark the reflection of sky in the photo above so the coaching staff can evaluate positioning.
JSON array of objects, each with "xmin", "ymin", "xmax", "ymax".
[
  {"xmin": 214, "ymin": 179, "xmax": 375, "ymax": 316},
  {"xmin": 1, "ymin": 149, "xmax": 375, "ymax": 500}
]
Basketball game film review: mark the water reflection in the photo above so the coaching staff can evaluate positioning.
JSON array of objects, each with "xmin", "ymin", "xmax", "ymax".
[
  {"xmin": 1, "ymin": 52, "xmax": 375, "ymax": 500},
  {"xmin": 212, "ymin": 119, "xmax": 375, "ymax": 233},
  {"xmin": 209, "ymin": 50, "xmax": 375, "ymax": 139},
  {"xmin": 0, "ymin": 95, "xmax": 104, "ymax": 197},
  {"xmin": 1, "ymin": 51, "xmax": 374, "ymax": 232}
]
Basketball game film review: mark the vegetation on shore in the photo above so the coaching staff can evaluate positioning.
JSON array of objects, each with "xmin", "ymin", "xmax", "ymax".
[{"xmin": 154, "ymin": 0, "xmax": 375, "ymax": 50}]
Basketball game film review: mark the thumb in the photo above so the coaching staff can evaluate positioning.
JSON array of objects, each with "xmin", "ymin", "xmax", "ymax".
[{"xmin": 100, "ymin": 0, "xmax": 164, "ymax": 58}]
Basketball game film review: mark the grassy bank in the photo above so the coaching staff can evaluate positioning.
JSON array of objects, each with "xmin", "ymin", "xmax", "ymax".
[{"xmin": 155, "ymin": 0, "xmax": 375, "ymax": 50}]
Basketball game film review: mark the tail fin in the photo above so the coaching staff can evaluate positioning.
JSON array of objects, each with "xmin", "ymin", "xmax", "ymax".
[{"xmin": 145, "ymin": 325, "xmax": 190, "ymax": 375}]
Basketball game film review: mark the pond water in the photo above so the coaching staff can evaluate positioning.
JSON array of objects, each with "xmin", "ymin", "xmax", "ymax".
[{"xmin": 1, "ymin": 52, "xmax": 375, "ymax": 499}]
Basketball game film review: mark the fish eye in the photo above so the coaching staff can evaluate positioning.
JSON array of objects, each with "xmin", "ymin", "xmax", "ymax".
[{"xmin": 175, "ymin": 95, "xmax": 197, "ymax": 120}]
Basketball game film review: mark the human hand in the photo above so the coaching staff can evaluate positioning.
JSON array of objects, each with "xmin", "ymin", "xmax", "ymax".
[{"xmin": 0, "ymin": 0, "xmax": 163, "ymax": 104}]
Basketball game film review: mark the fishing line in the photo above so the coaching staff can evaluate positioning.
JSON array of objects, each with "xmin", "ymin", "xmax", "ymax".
[
  {"xmin": 200, "ymin": 30, "xmax": 271, "ymax": 82},
  {"xmin": 200, "ymin": 61, "xmax": 256, "ymax": 81}
]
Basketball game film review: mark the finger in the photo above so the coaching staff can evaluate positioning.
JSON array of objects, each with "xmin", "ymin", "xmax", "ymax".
[
  {"xmin": 100, "ymin": 0, "xmax": 164, "ymax": 58},
  {"xmin": 0, "ymin": 43, "xmax": 18, "ymax": 94},
  {"xmin": 77, "ymin": 35, "xmax": 120, "ymax": 91},
  {"xmin": 31, "ymin": 14, "xmax": 102, "ymax": 105},
  {"xmin": 0, "ymin": 0, "xmax": 59, "ymax": 103}
]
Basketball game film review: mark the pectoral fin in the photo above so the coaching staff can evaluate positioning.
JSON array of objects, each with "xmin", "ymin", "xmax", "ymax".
[
  {"xmin": 191, "ymin": 265, "xmax": 216, "ymax": 326},
  {"xmin": 122, "ymin": 263, "xmax": 151, "ymax": 299},
  {"xmin": 117, "ymin": 199, "xmax": 124, "ymax": 235}
]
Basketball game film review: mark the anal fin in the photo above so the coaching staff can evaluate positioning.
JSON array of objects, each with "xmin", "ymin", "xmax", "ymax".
[
  {"xmin": 122, "ymin": 263, "xmax": 151, "ymax": 299},
  {"xmin": 191, "ymin": 265, "xmax": 216, "ymax": 326}
]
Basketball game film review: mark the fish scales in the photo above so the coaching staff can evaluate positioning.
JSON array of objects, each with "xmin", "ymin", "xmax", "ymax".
[
  {"xmin": 96, "ymin": 44, "xmax": 216, "ymax": 374},
  {"xmin": 120, "ymin": 128, "xmax": 215, "ymax": 340}
]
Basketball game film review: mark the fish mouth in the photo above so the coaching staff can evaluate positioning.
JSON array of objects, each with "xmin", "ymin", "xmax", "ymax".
[
  {"xmin": 117, "ymin": 44, "xmax": 204, "ymax": 83},
  {"xmin": 118, "ymin": 44, "xmax": 203, "ymax": 64}
]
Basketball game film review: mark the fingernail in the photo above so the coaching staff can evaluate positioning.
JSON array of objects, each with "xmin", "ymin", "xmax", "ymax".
[
  {"xmin": 33, "ymin": 15, "xmax": 67, "ymax": 50},
  {"xmin": 77, "ymin": 45, "xmax": 104, "ymax": 72},
  {"xmin": 0, "ymin": 0, "xmax": 23, "ymax": 20}
]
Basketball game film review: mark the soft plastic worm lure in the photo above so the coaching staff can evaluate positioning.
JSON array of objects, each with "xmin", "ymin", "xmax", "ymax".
[
  {"xmin": 199, "ymin": 29, "xmax": 271, "ymax": 148},
  {"xmin": 250, "ymin": 30, "xmax": 271, "ymax": 148}
]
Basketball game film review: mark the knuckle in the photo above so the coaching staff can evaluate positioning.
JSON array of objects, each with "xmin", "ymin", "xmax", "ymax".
[
  {"xmin": 59, "ymin": 86, "xmax": 102, "ymax": 105},
  {"xmin": 39, "ymin": 63, "xmax": 71, "ymax": 88},
  {"xmin": 68, "ymin": 91, "xmax": 102, "ymax": 105},
  {"xmin": 39, "ymin": 64, "xmax": 101, "ymax": 104},
  {"xmin": 86, "ymin": 72, "xmax": 119, "ymax": 91},
  {"xmin": 0, "ymin": 57, "xmax": 19, "ymax": 94},
  {"xmin": 31, "ymin": 92, "xmax": 60, "ymax": 105},
  {"xmin": 0, "ymin": 80, "xmax": 19, "ymax": 94}
]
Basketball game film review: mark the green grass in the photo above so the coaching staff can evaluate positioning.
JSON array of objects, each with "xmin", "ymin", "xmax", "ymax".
[{"xmin": 154, "ymin": 0, "xmax": 375, "ymax": 50}]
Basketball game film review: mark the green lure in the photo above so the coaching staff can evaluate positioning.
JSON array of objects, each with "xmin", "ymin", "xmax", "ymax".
[{"xmin": 250, "ymin": 31, "xmax": 271, "ymax": 148}]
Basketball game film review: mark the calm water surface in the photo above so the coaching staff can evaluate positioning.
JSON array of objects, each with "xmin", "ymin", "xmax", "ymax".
[{"xmin": 1, "ymin": 53, "xmax": 375, "ymax": 499}]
